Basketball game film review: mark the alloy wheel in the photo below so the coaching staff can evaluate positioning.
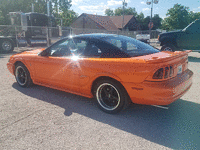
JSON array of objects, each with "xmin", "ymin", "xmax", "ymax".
[
  {"xmin": 15, "ymin": 66, "xmax": 27, "ymax": 86},
  {"xmin": 96, "ymin": 83, "xmax": 120, "ymax": 111}
]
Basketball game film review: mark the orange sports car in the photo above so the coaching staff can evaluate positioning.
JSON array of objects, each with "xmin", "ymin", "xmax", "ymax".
[{"xmin": 7, "ymin": 34, "xmax": 193, "ymax": 113}]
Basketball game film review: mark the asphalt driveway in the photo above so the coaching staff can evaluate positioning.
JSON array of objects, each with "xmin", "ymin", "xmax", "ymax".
[{"xmin": 0, "ymin": 48, "xmax": 200, "ymax": 150}]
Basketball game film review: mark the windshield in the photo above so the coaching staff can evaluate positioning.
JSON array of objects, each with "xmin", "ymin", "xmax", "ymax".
[{"xmin": 101, "ymin": 35, "xmax": 159, "ymax": 57}]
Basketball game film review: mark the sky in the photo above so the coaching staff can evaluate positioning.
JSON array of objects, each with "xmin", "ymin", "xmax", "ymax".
[{"xmin": 70, "ymin": 0, "xmax": 200, "ymax": 18}]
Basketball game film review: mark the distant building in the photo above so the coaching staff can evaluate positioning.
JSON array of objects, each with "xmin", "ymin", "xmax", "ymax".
[{"xmin": 71, "ymin": 13, "xmax": 139, "ymax": 31}]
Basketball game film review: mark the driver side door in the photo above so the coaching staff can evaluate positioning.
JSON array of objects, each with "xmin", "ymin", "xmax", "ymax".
[{"xmin": 33, "ymin": 39, "xmax": 80, "ymax": 92}]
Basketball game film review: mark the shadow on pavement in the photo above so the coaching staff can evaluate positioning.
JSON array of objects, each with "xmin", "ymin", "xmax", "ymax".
[
  {"xmin": 12, "ymin": 83, "xmax": 200, "ymax": 150},
  {"xmin": 188, "ymin": 56, "xmax": 200, "ymax": 63}
]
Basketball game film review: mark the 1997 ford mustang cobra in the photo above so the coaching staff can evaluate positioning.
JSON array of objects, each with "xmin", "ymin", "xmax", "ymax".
[{"xmin": 7, "ymin": 34, "xmax": 193, "ymax": 113}]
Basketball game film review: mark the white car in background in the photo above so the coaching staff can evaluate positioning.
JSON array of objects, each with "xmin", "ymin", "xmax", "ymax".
[{"xmin": 136, "ymin": 34, "xmax": 150, "ymax": 44}]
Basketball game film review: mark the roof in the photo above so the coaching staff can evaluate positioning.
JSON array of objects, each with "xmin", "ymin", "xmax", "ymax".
[
  {"xmin": 109, "ymin": 15, "xmax": 134, "ymax": 28},
  {"xmin": 85, "ymin": 14, "xmax": 119, "ymax": 31},
  {"xmin": 75, "ymin": 33, "xmax": 119, "ymax": 38},
  {"xmin": 74, "ymin": 13, "xmax": 136, "ymax": 31}
]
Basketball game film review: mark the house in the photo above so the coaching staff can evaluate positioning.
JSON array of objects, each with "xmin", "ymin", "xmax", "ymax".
[{"xmin": 71, "ymin": 13, "xmax": 139, "ymax": 31}]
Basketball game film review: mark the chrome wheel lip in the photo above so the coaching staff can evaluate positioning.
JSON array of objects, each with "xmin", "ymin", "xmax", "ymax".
[
  {"xmin": 2, "ymin": 41, "xmax": 12, "ymax": 51},
  {"xmin": 96, "ymin": 83, "xmax": 120, "ymax": 111},
  {"xmin": 15, "ymin": 66, "xmax": 27, "ymax": 86}
]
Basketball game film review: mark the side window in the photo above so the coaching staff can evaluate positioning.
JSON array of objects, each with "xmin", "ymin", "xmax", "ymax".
[
  {"xmin": 76, "ymin": 40, "xmax": 87, "ymax": 49},
  {"xmin": 106, "ymin": 39, "xmax": 122, "ymax": 48},
  {"xmin": 74, "ymin": 40, "xmax": 87, "ymax": 55},
  {"xmin": 83, "ymin": 43, "xmax": 102, "ymax": 58},
  {"xmin": 48, "ymin": 39, "xmax": 71, "ymax": 57},
  {"xmin": 127, "ymin": 42, "xmax": 138, "ymax": 50}
]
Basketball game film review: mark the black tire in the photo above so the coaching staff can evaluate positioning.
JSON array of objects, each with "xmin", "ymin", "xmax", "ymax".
[
  {"xmin": 15, "ymin": 63, "xmax": 33, "ymax": 88},
  {"xmin": 161, "ymin": 44, "xmax": 176, "ymax": 52},
  {"xmin": 94, "ymin": 79, "xmax": 131, "ymax": 114},
  {"xmin": 0, "ymin": 39, "xmax": 14, "ymax": 53}
]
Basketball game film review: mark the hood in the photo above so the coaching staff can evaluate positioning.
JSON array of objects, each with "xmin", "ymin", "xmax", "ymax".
[
  {"xmin": 20, "ymin": 48, "xmax": 45, "ymax": 55},
  {"xmin": 160, "ymin": 30, "xmax": 182, "ymax": 36}
]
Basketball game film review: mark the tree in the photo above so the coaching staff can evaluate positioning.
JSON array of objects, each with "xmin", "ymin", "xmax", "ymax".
[
  {"xmin": 143, "ymin": 16, "xmax": 150, "ymax": 30},
  {"xmin": 151, "ymin": 14, "xmax": 162, "ymax": 30},
  {"xmin": 32, "ymin": 0, "xmax": 48, "ymax": 14},
  {"xmin": 161, "ymin": 19, "xmax": 171, "ymax": 31},
  {"xmin": 189, "ymin": 11, "xmax": 200, "ymax": 22},
  {"xmin": 0, "ymin": 0, "xmax": 76, "ymax": 26},
  {"xmin": 105, "ymin": 8, "xmax": 114, "ymax": 16},
  {"xmin": 135, "ymin": 12, "xmax": 144, "ymax": 30},
  {"xmin": 105, "ymin": 7, "xmax": 137, "ymax": 16},
  {"xmin": 51, "ymin": 0, "xmax": 77, "ymax": 26},
  {"xmin": 0, "ymin": 0, "xmax": 33, "ymax": 25},
  {"xmin": 136, "ymin": 14, "xmax": 162, "ymax": 30},
  {"xmin": 163, "ymin": 4, "xmax": 190, "ymax": 30},
  {"xmin": 56, "ymin": 10, "xmax": 78, "ymax": 27},
  {"xmin": 114, "ymin": 7, "xmax": 137, "ymax": 16}
]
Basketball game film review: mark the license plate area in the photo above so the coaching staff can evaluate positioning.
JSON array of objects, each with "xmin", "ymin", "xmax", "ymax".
[{"xmin": 178, "ymin": 65, "xmax": 182, "ymax": 74}]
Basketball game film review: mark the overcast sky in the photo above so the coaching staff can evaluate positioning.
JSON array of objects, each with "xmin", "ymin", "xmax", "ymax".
[{"xmin": 70, "ymin": 0, "xmax": 200, "ymax": 18}]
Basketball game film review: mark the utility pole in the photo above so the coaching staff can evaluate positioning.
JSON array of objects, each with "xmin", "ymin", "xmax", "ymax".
[
  {"xmin": 122, "ymin": 0, "xmax": 127, "ymax": 31},
  {"xmin": 47, "ymin": 0, "xmax": 51, "ymax": 46},
  {"xmin": 31, "ymin": 3, "xmax": 34, "ymax": 12},
  {"xmin": 146, "ymin": 0, "xmax": 159, "ymax": 37}
]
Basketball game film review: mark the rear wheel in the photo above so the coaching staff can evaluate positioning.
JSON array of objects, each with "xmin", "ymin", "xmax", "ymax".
[
  {"xmin": 161, "ymin": 44, "xmax": 176, "ymax": 52},
  {"xmin": 0, "ymin": 39, "xmax": 14, "ymax": 53},
  {"xmin": 15, "ymin": 63, "xmax": 33, "ymax": 87},
  {"xmin": 94, "ymin": 79, "xmax": 130, "ymax": 114}
]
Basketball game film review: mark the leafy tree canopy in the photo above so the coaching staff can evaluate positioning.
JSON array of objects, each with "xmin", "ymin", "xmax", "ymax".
[
  {"xmin": 164, "ymin": 4, "xmax": 190, "ymax": 30},
  {"xmin": 114, "ymin": 7, "xmax": 137, "ymax": 16},
  {"xmin": 105, "ymin": 8, "xmax": 114, "ymax": 16},
  {"xmin": 162, "ymin": 4, "xmax": 200, "ymax": 30},
  {"xmin": 0, "ymin": 0, "xmax": 77, "ymax": 26}
]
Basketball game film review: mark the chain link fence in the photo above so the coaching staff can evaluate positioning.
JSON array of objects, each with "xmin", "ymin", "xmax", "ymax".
[
  {"xmin": 0, "ymin": 25, "xmax": 161, "ymax": 51},
  {"xmin": 70, "ymin": 28, "xmax": 160, "ymax": 39}
]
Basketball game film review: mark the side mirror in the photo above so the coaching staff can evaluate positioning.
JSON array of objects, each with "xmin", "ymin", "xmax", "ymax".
[{"xmin": 39, "ymin": 49, "xmax": 49, "ymax": 56}]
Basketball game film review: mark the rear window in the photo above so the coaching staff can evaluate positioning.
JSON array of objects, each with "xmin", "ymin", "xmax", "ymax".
[{"xmin": 102, "ymin": 35, "xmax": 159, "ymax": 57}]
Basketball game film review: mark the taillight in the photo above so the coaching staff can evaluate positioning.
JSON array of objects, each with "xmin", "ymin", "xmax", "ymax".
[
  {"xmin": 153, "ymin": 66, "xmax": 173, "ymax": 80},
  {"xmin": 164, "ymin": 67, "xmax": 169, "ymax": 78},
  {"xmin": 153, "ymin": 68, "xmax": 163, "ymax": 79}
]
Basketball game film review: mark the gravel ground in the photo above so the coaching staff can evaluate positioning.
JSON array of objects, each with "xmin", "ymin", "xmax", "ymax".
[{"xmin": 0, "ymin": 46, "xmax": 200, "ymax": 150}]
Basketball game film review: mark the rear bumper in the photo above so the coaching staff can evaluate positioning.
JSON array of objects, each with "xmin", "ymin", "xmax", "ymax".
[{"xmin": 122, "ymin": 69, "xmax": 193, "ymax": 105}]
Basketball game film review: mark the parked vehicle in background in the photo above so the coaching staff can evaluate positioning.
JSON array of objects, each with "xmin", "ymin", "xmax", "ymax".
[
  {"xmin": 7, "ymin": 34, "xmax": 193, "ymax": 114},
  {"xmin": 0, "ymin": 12, "xmax": 57, "ymax": 53},
  {"xmin": 159, "ymin": 19, "xmax": 200, "ymax": 51},
  {"xmin": 136, "ymin": 33, "xmax": 150, "ymax": 44}
]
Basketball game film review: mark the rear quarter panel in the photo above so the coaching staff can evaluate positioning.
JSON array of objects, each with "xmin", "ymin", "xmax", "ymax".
[{"xmin": 77, "ymin": 58, "xmax": 154, "ymax": 96}]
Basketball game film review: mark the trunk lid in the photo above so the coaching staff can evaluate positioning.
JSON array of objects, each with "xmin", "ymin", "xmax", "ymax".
[
  {"xmin": 135, "ymin": 50, "xmax": 190, "ymax": 64},
  {"xmin": 137, "ymin": 50, "xmax": 191, "ymax": 81}
]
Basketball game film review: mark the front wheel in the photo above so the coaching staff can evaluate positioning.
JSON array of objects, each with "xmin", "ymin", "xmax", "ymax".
[
  {"xmin": 94, "ymin": 80, "xmax": 130, "ymax": 114},
  {"xmin": 15, "ymin": 63, "xmax": 33, "ymax": 87},
  {"xmin": 161, "ymin": 44, "xmax": 176, "ymax": 52}
]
